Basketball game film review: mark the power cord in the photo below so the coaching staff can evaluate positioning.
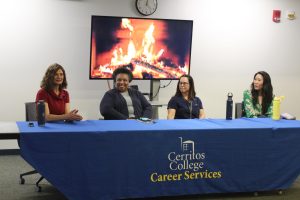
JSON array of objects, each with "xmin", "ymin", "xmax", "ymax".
[{"xmin": 151, "ymin": 80, "xmax": 172, "ymax": 100}]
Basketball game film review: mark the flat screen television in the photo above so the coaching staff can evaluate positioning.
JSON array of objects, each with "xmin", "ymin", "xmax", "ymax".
[{"xmin": 90, "ymin": 15, "xmax": 193, "ymax": 80}]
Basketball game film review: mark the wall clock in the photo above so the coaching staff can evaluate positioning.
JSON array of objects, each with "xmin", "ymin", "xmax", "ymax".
[{"xmin": 136, "ymin": 0, "xmax": 158, "ymax": 16}]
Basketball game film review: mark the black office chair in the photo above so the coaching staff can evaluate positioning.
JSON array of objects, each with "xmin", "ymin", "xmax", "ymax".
[
  {"xmin": 235, "ymin": 102, "xmax": 245, "ymax": 118},
  {"xmin": 19, "ymin": 102, "xmax": 44, "ymax": 192},
  {"xmin": 130, "ymin": 85, "xmax": 150, "ymax": 97},
  {"xmin": 130, "ymin": 85, "xmax": 159, "ymax": 119}
]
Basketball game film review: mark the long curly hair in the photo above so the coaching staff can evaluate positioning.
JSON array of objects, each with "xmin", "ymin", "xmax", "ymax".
[
  {"xmin": 251, "ymin": 71, "xmax": 273, "ymax": 115},
  {"xmin": 40, "ymin": 63, "xmax": 67, "ymax": 91},
  {"xmin": 175, "ymin": 75, "xmax": 196, "ymax": 101}
]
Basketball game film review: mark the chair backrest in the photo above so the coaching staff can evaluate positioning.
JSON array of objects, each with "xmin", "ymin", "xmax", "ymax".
[
  {"xmin": 130, "ymin": 84, "xmax": 150, "ymax": 98},
  {"xmin": 235, "ymin": 102, "xmax": 245, "ymax": 119},
  {"xmin": 25, "ymin": 102, "xmax": 37, "ymax": 121},
  {"xmin": 130, "ymin": 85, "xmax": 139, "ymax": 91}
]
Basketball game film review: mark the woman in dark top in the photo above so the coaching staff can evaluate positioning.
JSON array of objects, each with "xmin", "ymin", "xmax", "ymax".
[
  {"xmin": 167, "ymin": 75, "xmax": 205, "ymax": 119},
  {"xmin": 100, "ymin": 66, "xmax": 152, "ymax": 120},
  {"xmin": 36, "ymin": 63, "xmax": 83, "ymax": 121}
]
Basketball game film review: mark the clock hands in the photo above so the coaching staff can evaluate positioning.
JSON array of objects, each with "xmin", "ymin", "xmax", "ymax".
[{"xmin": 136, "ymin": 0, "xmax": 157, "ymax": 16}]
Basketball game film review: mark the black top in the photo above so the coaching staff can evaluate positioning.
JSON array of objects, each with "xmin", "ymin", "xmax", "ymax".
[
  {"xmin": 168, "ymin": 96, "xmax": 203, "ymax": 119},
  {"xmin": 100, "ymin": 88, "xmax": 152, "ymax": 120}
]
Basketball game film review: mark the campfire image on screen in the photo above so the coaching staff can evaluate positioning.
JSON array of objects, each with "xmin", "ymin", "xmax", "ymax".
[{"xmin": 90, "ymin": 16, "xmax": 193, "ymax": 79}]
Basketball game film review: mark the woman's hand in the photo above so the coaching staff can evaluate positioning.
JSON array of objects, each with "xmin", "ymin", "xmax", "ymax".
[{"xmin": 66, "ymin": 109, "xmax": 83, "ymax": 121}]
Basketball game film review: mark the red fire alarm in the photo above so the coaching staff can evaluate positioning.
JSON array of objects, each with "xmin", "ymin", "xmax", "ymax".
[{"xmin": 273, "ymin": 10, "xmax": 281, "ymax": 23}]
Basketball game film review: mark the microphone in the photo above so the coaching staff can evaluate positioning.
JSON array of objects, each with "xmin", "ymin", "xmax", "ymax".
[{"xmin": 189, "ymin": 100, "xmax": 193, "ymax": 119}]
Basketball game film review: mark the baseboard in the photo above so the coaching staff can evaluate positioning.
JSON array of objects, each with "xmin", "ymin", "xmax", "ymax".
[{"xmin": 0, "ymin": 149, "xmax": 20, "ymax": 155}]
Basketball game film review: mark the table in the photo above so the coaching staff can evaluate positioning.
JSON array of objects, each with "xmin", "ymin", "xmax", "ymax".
[
  {"xmin": 0, "ymin": 122, "xmax": 20, "ymax": 140},
  {"xmin": 17, "ymin": 118, "xmax": 300, "ymax": 200}
]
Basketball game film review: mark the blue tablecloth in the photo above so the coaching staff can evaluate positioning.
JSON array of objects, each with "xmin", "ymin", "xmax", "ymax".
[{"xmin": 17, "ymin": 118, "xmax": 300, "ymax": 200}]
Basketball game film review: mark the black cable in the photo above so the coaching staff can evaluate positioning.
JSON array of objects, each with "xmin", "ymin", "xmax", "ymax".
[
  {"xmin": 106, "ymin": 79, "xmax": 112, "ymax": 90},
  {"xmin": 160, "ymin": 80, "xmax": 172, "ymax": 88},
  {"xmin": 151, "ymin": 86, "xmax": 161, "ymax": 100},
  {"xmin": 151, "ymin": 80, "xmax": 172, "ymax": 99}
]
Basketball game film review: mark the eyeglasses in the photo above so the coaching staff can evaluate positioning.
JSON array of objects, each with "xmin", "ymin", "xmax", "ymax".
[{"xmin": 179, "ymin": 82, "xmax": 189, "ymax": 85}]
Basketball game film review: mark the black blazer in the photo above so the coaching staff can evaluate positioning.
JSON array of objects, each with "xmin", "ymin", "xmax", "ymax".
[{"xmin": 100, "ymin": 88, "xmax": 152, "ymax": 120}]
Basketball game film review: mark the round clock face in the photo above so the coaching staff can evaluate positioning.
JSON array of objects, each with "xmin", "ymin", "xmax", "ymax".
[{"xmin": 136, "ymin": 0, "xmax": 158, "ymax": 16}]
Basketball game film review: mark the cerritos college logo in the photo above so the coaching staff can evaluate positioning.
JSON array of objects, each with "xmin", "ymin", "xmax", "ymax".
[
  {"xmin": 169, "ymin": 137, "xmax": 205, "ymax": 171},
  {"xmin": 150, "ymin": 137, "xmax": 222, "ymax": 183}
]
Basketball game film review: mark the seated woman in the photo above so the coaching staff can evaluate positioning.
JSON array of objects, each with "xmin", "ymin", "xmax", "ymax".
[
  {"xmin": 167, "ymin": 75, "xmax": 205, "ymax": 119},
  {"xmin": 100, "ymin": 66, "xmax": 152, "ymax": 120},
  {"xmin": 36, "ymin": 63, "xmax": 83, "ymax": 121},
  {"xmin": 243, "ymin": 71, "xmax": 273, "ymax": 118}
]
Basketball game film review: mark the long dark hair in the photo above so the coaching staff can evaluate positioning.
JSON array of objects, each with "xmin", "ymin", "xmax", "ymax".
[
  {"xmin": 251, "ymin": 71, "xmax": 273, "ymax": 114},
  {"xmin": 40, "ymin": 63, "xmax": 67, "ymax": 91},
  {"xmin": 175, "ymin": 75, "xmax": 196, "ymax": 101}
]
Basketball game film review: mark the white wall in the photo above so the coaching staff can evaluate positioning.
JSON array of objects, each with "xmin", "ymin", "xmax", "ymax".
[{"xmin": 1, "ymin": 0, "xmax": 300, "ymax": 147}]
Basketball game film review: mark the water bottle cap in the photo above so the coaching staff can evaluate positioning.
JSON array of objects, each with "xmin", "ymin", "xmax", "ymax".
[
  {"xmin": 274, "ymin": 96, "xmax": 285, "ymax": 101},
  {"xmin": 227, "ymin": 92, "xmax": 233, "ymax": 97}
]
